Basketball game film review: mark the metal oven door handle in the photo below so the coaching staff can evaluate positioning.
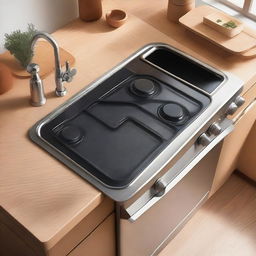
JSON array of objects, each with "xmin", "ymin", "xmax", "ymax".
[{"xmin": 125, "ymin": 118, "xmax": 234, "ymax": 222}]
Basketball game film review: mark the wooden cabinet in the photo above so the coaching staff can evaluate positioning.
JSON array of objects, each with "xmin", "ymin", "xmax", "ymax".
[
  {"xmin": 237, "ymin": 121, "xmax": 256, "ymax": 181},
  {"xmin": 48, "ymin": 198, "xmax": 114, "ymax": 256},
  {"xmin": 69, "ymin": 214, "xmax": 116, "ymax": 256},
  {"xmin": 0, "ymin": 198, "xmax": 114, "ymax": 256},
  {"xmin": 210, "ymin": 97, "xmax": 256, "ymax": 195},
  {"xmin": 0, "ymin": 221, "xmax": 36, "ymax": 256}
]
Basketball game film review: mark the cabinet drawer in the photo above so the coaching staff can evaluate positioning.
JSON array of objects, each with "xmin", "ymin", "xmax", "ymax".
[{"xmin": 68, "ymin": 214, "xmax": 115, "ymax": 256}]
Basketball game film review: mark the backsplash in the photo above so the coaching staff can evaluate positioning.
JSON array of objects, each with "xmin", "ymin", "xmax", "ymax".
[{"xmin": 0, "ymin": 0, "xmax": 78, "ymax": 53}]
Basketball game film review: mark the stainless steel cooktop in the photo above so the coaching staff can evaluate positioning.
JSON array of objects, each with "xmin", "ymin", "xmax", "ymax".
[{"xmin": 29, "ymin": 43, "xmax": 243, "ymax": 202}]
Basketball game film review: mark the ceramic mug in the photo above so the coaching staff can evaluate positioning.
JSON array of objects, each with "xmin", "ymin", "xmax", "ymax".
[
  {"xmin": 167, "ymin": 0, "xmax": 195, "ymax": 23},
  {"xmin": 78, "ymin": 0, "xmax": 102, "ymax": 22},
  {"xmin": 106, "ymin": 9, "xmax": 127, "ymax": 28}
]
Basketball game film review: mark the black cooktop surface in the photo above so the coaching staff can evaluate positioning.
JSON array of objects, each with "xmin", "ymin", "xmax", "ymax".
[{"xmin": 40, "ymin": 49, "xmax": 213, "ymax": 188}]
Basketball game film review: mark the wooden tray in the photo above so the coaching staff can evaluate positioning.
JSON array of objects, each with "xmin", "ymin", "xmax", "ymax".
[
  {"xmin": 179, "ymin": 5, "xmax": 256, "ymax": 56},
  {"xmin": 0, "ymin": 41, "xmax": 75, "ymax": 78}
]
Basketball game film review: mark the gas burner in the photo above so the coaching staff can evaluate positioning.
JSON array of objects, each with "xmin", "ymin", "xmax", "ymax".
[
  {"xmin": 159, "ymin": 103, "xmax": 185, "ymax": 122},
  {"xmin": 130, "ymin": 78, "xmax": 156, "ymax": 97},
  {"xmin": 60, "ymin": 125, "xmax": 84, "ymax": 144}
]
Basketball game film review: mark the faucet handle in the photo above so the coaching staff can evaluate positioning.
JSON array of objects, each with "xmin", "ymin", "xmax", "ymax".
[
  {"xmin": 62, "ymin": 61, "xmax": 77, "ymax": 83},
  {"xmin": 27, "ymin": 63, "xmax": 40, "ymax": 74}
]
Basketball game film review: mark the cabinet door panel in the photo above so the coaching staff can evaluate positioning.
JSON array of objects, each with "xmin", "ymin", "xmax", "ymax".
[
  {"xmin": 68, "ymin": 214, "xmax": 115, "ymax": 256},
  {"xmin": 237, "ymin": 120, "xmax": 256, "ymax": 181},
  {"xmin": 210, "ymin": 100, "xmax": 256, "ymax": 195},
  {"xmin": 49, "ymin": 197, "xmax": 113, "ymax": 256}
]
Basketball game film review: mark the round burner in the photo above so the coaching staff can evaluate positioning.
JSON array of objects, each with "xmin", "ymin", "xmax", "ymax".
[
  {"xmin": 131, "ymin": 78, "xmax": 156, "ymax": 97},
  {"xmin": 159, "ymin": 103, "xmax": 185, "ymax": 122},
  {"xmin": 60, "ymin": 126, "xmax": 83, "ymax": 144}
]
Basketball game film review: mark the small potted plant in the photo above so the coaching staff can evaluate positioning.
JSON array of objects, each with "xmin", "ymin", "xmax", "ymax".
[{"xmin": 4, "ymin": 24, "xmax": 38, "ymax": 68}]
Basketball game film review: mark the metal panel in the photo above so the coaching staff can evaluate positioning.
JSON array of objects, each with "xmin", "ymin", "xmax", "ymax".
[{"xmin": 119, "ymin": 141, "xmax": 224, "ymax": 256}]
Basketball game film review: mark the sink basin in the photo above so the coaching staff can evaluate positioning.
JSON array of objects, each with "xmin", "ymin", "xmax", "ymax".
[{"xmin": 30, "ymin": 43, "xmax": 231, "ymax": 201}]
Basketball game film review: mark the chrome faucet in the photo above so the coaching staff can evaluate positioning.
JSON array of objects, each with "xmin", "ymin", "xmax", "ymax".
[{"xmin": 27, "ymin": 32, "xmax": 76, "ymax": 106}]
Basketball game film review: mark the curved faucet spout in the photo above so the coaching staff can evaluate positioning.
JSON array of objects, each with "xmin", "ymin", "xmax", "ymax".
[
  {"xmin": 28, "ymin": 32, "xmax": 76, "ymax": 106},
  {"xmin": 30, "ymin": 32, "xmax": 66, "ymax": 96}
]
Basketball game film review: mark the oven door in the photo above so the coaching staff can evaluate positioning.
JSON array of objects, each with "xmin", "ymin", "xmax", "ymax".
[{"xmin": 118, "ymin": 119, "xmax": 233, "ymax": 256}]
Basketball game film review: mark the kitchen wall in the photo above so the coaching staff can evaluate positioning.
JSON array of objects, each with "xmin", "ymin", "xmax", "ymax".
[{"xmin": 0, "ymin": 0, "xmax": 78, "ymax": 53}]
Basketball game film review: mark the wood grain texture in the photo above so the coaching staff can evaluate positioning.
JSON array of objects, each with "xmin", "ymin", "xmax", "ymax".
[
  {"xmin": 68, "ymin": 214, "xmax": 116, "ymax": 256},
  {"xmin": 180, "ymin": 6, "xmax": 256, "ymax": 55},
  {"xmin": 1, "ymin": 0, "xmax": 256, "ymax": 253},
  {"xmin": 237, "ymin": 122, "xmax": 256, "ymax": 181},
  {"xmin": 0, "ymin": 41, "xmax": 75, "ymax": 78},
  {"xmin": 210, "ymin": 99, "xmax": 256, "ymax": 195},
  {"xmin": 158, "ymin": 173, "xmax": 256, "ymax": 256},
  {"xmin": 49, "ymin": 197, "xmax": 114, "ymax": 256}
]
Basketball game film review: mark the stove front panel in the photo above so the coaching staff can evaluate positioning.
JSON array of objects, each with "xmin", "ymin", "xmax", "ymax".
[{"xmin": 119, "ymin": 141, "xmax": 223, "ymax": 256}]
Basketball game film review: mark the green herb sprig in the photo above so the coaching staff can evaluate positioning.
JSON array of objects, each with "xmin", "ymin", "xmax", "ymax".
[
  {"xmin": 4, "ymin": 24, "xmax": 38, "ymax": 68},
  {"xmin": 222, "ymin": 20, "xmax": 237, "ymax": 29}
]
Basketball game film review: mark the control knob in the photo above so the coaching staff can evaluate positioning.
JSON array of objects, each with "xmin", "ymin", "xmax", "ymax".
[
  {"xmin": 208, "ymin": 123, "xmax": 222, "ymax": 136},
  {"xmin": 235, "ymin": 96, "xmax": 245, "ymax": 107},
  {"xmin": 197, "ymin": 133, "xmax": 211, "ymax": 146},
  {"xmin": 226, "ymin": 102, "xmax": 238, "ymax": 116},
  {"xmin": 154, "ymin": 179, "xmax": 168, "ymax": 197}
]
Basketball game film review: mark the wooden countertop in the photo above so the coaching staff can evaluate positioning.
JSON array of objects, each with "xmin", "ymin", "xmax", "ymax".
[{"xmin": 1, "ymin": 0, "xmax": 256, "ymax": 249}]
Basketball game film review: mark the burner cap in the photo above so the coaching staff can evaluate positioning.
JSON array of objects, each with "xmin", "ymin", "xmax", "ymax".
[
  {"xmin": 160, "ymin": 103, "xmax": 185, "ymax": 122},
  {"xmin": 131, "ymin": 78, "xmax": 156, "ymax": 97},
  {"xmin": 60, "ymin": 126, "xmax": 83, "ymax": 144}
]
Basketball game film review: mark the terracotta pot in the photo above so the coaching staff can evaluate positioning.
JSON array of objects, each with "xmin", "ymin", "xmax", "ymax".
[
  {"xmin": 0, "ymin": 63, "xmax": 13, "ymax": 95},
  {"xmin": 78, "ymin": 0, "xmax": 102, "ymax": 22},
  {"xmin": 167, "ymin": 0, "xmax": 195, "ymax": 23},
  {"xmin": 106, "ymin": 9, "xmax": 127, "ymax": 28}
]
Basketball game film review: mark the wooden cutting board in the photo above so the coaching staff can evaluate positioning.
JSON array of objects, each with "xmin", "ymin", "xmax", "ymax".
[
  {"xmin": 240, "ymin": 29, "xmax": 256, "ymax": 57},
  {"xmin": 179, "ymin": 5, "xmax": 256, "ymax": 56},
  {"xmin": 0, "ymin": 41, "xmax": 75, "ymax": 78}
]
